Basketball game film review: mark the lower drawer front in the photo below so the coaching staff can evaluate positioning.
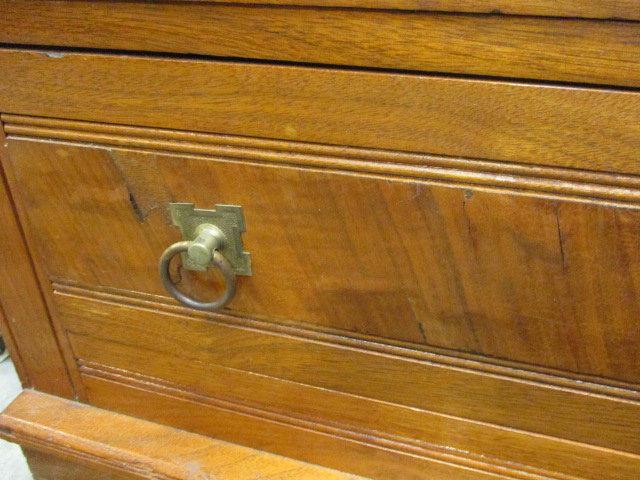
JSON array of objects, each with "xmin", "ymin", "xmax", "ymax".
[
  {"xmin": 5, "ymin": 124, "xmax": 640, "ymax": 478},
  {"xmin": 55, "ymin": 292, "xmax": 640, "ymax": 480}
]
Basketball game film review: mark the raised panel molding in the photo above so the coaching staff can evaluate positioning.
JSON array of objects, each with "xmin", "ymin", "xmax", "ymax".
[
  {"xmin": 5, "ymin": 114, "xmax": 640, "ymax": 209},
  {"xmin": 54, "ymin": 280, "xmax": 640, "ymax": 401},
  {"xmin": 6, "ymin": 115, "xmax": 640, "ymax": 387}
]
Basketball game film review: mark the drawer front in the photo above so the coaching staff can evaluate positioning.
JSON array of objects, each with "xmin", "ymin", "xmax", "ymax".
[
  {"xmin": 7, "ymin": 134, "xmax": 640, "ymax": 385},
  {"xmin": 2, "ymin": 50, "xmax": 640, "ymax": 479}
]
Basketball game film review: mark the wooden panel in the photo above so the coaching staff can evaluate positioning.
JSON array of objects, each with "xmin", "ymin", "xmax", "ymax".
[
  {"xmin": 81, "ymin": 376, "xmax": 521, "ymax": 480},
  {"xmin": 82, "ymin": 372, "xmax": 640, "ymax": 480},
  {"xmin": 1, "ymin": 50, "xmax": 640, "ymax": 173},
  {"xmin": 0, "ymin": 390, "xmax": 364, "ymax": 480},
  {"xmin": 8, "ymin": 114, "xmax": 640, "ymax": 207},
  {"xmin": 0, "ymin": 127, "xmax": 74, "ymax": 397},
  {"xmin": 56, "ymin": 292, "xmax": 640, "ymax": 457},
  {"xmin": 6, "ymin": 136, "xmax": 640, "ymax": 384},
  {"xmin": 59, "ymin": 298, "xmax": 640, "ymax": 479},
  {"xmin": 2, "ymin": 2, "xmax": 640, "ymax": 87}
]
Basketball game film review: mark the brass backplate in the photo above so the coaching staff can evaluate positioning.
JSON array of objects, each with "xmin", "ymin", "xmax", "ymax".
[{"xmin": 168, "ymin": 203, "xmax": 252, "ymax": 276}]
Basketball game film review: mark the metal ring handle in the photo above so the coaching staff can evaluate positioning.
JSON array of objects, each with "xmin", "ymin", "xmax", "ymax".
[{"xmin": 159, "ymin": 240, "xmax": 237, "ymax": 311}]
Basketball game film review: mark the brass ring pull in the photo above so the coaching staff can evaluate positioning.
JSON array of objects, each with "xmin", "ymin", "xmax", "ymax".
[{"xmin": 159, "ymin": 225, "xmax": 237, "ymax": 311}]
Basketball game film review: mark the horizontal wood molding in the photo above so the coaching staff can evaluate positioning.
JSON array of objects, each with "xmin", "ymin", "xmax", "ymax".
[
  {"xmin": 21, "ymin": 448, "xmax": 153, "ymax": 480},
  {"xmin": 75, "ymin": 354, "xmax": 640, "ymax": 480},
  {"xmin": 53, "ymin": 280, "xmax": 640, "ymax": 401},
  {"xmin": 80, "ymin": 374, "xmax": 523, "ymax": 480},
  {"xmin": 0, "ymin": 390, "xmax": 363, "ymax": 480},
  {"xmin": 77, "ymin": 363, "xmax": 640, "ymax": 480},
  {"xmin": 1, "ymin": 50, "xmax": 640, "ymax": 173},
  {"xmin": 1, "ymin": 2, "xmax": 639, "ymax": 87},
  {"xmin": 54, "ymin": 290, "xmax": 640, "ymax": 457},
  {"xmin": 5, "ymin": 114, "xmax": 640, "ymax": 209}
]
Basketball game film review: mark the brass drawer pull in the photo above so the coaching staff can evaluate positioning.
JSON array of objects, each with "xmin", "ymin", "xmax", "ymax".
[
  {"xmin": 159, "ymin": 229, "xmax": 236, "ymax": 310},
  {"xmin": 159, "ymin": 203, "xmax": 251, "ymax": 311}
]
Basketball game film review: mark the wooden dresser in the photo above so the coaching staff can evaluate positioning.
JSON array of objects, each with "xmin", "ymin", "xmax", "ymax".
[{"xmin": 0, "ymin": 1, "xmax": 639, "ymax": 479}]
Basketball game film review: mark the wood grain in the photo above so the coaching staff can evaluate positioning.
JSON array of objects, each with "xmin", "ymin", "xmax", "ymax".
[
  {"xmin": 6, "ymin": 114, "xmax": 640, "ymax": 208},
  {"xmin": 71, "ymin": 334, "xmax": 640, "ymax": 479},
  {"xmin": 53, "ymin": 281, "xmax": 640, "ymax": 400},
  {"xmin": 82, "ymin": 375, "xmax": 525, "ymax": 480},
  {"xmin": 82, "ymin": 370, "xmax": 640, "ymax": 480},
  {"xmin": 0, "ymin": 390, "xmax": 365, "ymax": 480},
  {"xmin": 3, "ymin": 5, "xmax": 640, "ymax": 479},
  {"xmin": 0, "ymin": 126, "xmax": 74, "ymax": 397},
  {"xmin": 1, "ymin": 50, "xmax": 640, "ymax": 172},
  {"xmin": 6, "ymin": 138, "xmax": 640, "ymax": 384},
  {"xmin": 23, "ymin": 448, "xmax": 138, "ymax": 480},
  {"xmin": 2, "ymin": 2, "xmax": 640, "ymax": 87},
  {"xmin": 114, "ymin": 0, "xmax": 640, "ymax": 20},
  {"xmin": 56, "ymin": 291, "xmax": 640, "ymax": 457}
]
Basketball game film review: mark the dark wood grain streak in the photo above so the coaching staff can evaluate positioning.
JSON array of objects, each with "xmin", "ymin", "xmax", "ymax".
[
  {"xmin": 1, "ymin": 50, "xmax": 640, "ymax": 172},
  {"xmin": 1, "ymin": 1, "xmax": 639, "ymax": 87},
  {"xmin": 44, "ymin": 0, "xmax": 640, "ymax": 21}
]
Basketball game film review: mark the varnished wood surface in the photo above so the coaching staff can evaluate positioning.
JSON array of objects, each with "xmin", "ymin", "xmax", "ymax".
[
  {"xmin": 2, "ymin": 6, "xmax": 640, "ymax": 478},
  {"xmin": 53, "ymin": 288, "xmax": 640, "ymax": 479},
  {"xmin": 1, "ymin": 50, "xmax": 640, "ymax": 173},
  {"xmin": 5, "ymin": 126, "xmax": 640, "ymax": 475},
  {"xmin": 56, "ymin": 292, "xmax": 640, "ymax": 457},
  {"xmin": 81, "ymin": 370, "xmax": 640, "ymax": 480},
  {"xmin": 6, "ymin": 136, "xmax": 640, "ymax": 384},
  {"xmin": 24, "ymin": 448, "xmax": 138, "ymax": 480},
  {"xmin": 138, "ymin": 0, "xmax": 640, "ymax": 20},
  {"xmin": 2, "ymin": 2, "xmax": 640, "ymax": 87},
  {"xmin": 0, "ymin": 127, "xmax": 74, "ymax": 397},
  {"xmin": 0, "ymin": 390, "xmax": 365, "ymax": 480},
  {"xmin": 54, "ymin": 281, "xmax": 640, "ymax": 400},
  {"xmin": 82, "ymin": 368, "xmax": 640, "ymax": 480},
  {"xmin": 7, "ymin": 114, "xmax": 640, "ymax": 208}
]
